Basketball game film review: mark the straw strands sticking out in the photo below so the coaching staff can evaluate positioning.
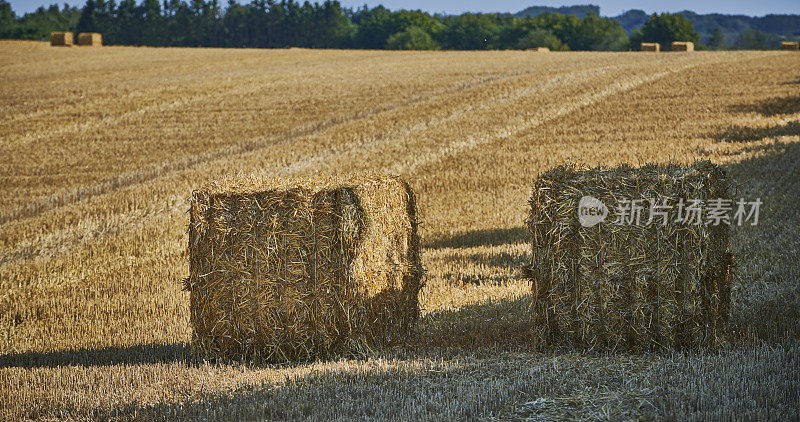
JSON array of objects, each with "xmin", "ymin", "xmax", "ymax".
[
  {"xmin": 525, "ymin": 161, "xmax": 733, "ymax": 351},
  {"xmin": 185, "ymin": 174, "xmax": 423, "ymax": 363}
]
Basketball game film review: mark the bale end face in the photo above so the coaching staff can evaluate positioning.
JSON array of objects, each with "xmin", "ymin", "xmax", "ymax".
[
  {"xmin": 525, "ymin": 161, "xmax": 733, "ymax": 351},
  {"xmin": 185, "ymin": 175, "xmax": 423, "ymax": 363}
]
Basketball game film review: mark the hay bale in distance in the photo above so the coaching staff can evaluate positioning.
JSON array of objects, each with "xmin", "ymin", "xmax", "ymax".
[
  {"xmin": 185, "ymin": 174, "xmax": 423, "ymax": 363},
  {"xmin": 671, "ymin": 41, "xmax": 694, "ymax": 52},
  {"xmin": 77, "ymin": 33, "xmax": 102, "ymax": 47},
  {"xmin": 528, "ymin": 47, "xmax": 550, "ymax": 52},
  {"xmin": 525, "ymin": 161, "xmax": 733, "ymax": 351},
  {"xmin": 640, "ymin": 42, "xmax": 660, "ymax": 52},
  {"xmin": 50, "ymin": 32, "xmax": 73, "ymax": 47},
  {"xmin": 780, "ymin": 41, "xmax": 799, "ymax": 51}
]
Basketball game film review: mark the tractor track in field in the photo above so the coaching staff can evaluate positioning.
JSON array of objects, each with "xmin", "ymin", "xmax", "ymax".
[
  {"xmin": 398, "ymin": 53, "xmax": 767, "ymax": 175},
  {"xmin": 0, "ymin": 60, "xmax": 609, "ymax": 228},
  {"xmin": 396, "ymin": 63, "xmax": 700, "ymax": 175},
  {"xmin": 0, "ymin": 56, "xmax": 724, "ymax": 266}
]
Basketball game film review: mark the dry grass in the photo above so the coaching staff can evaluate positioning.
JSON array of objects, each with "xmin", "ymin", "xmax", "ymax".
[{"xmin": 1, "ymin": 42, "xmax": 798, "ymax": 420}]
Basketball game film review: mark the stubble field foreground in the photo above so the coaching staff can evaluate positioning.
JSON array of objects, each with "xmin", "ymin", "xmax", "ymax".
[{"xmin": 1, "ymin": 40, "xmax": 799, "ymax": 420}]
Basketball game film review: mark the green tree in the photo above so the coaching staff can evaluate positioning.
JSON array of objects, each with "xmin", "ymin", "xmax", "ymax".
[
  {"xmin": 575, "ymin": 14, "xmax": 628, "ymax": 51},
  {"xmin": 525, "ymin": 12, "xmax": 626, "ymax": 51},
  {"xmin": 114, "ymin": 0, "xmax": 139, "ymax": 44},
  {"xmin": 439, "ymin": 13, "xmax": 502, "ymax": 50},
  {"xmin": 529, "ymin": 12, "xmax": 582, "ymax": 48},
  {"xmin": 12, "ymin": 4, "xmax": 80, "ymax": 40},
  {"xmin": 735, "ymin": 29, "xmax": 781, "ymax": 50},
  {"xmin": 385, "ymin": 25, "xmax": 438, "ymax": 50},
  {"xmin": 311, "ymin": 0, "xmax": 355, "ymax": 48},
  {"xmin": 78, "ymin": 0, "xmax": 115, "ymax": 37},
  {"xmin": 352, "ymin": 6, "xmax": 396, "ymax": 49},
  {"xmin": 394, "ymin": 10, "xmax": 442, "ymax": 34},
  {"xmin": 706, "ymin": 27, "xmax": 727, "ymax": 50},
  {"xmin": 0, "ymin": 0, "xmax": 15, "ymax": 37},
  {"xmin": 222, "ymin": 1, "xmax": 251, "ymax": 47},
  {"xmin": 137, "ymin": 0, "xmax": 163, "ymax": 45},
  {"xmin": 633, "ymin": 13, "xmax": 699, "ymax": 49},
  {"xmin": 515, "ymin": 28, "xmax": 568, "ymax": 50}
]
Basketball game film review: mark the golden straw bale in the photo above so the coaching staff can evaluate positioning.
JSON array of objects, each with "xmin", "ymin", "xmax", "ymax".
[
  {"xmin": 50, "ymin": 32, "xmax": 73, "ymax": 47},
  {"xmin": 77, "ymin": 33, "xmax": 102, "ymax": 47},
  {"xmin": 671, "ymin": 41, "xmax": 694, "ymax": 52},
  {"xmin": 640, "ymin": 42, "xmax": 660, "ymax": 52},
  {"xmin": 780, "ymin": 41, "xmax": 798, "ymax": 51},
  {"xmin": 525, "ymin": 161, "xmax": 733, "ymax": 351},
  {"xmin": 185, "ymin": 174, "xmax": 423, "ymax": 362}
]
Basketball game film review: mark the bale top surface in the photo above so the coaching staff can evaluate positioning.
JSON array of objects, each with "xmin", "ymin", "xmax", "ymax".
[{"xmin": 197, "ymin": 174, "xmax": 392, "ymax": 196}]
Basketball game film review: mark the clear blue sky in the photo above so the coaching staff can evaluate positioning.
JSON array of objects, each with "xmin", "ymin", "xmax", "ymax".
[{"xmin": 9, "ymin": 0, "xmax": 800, "ymax": 16}]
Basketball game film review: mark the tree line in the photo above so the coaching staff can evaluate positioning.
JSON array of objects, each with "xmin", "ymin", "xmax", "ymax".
[{"xmin": 0, "ymin": 0, "xmax": 791, "ymax": 50}]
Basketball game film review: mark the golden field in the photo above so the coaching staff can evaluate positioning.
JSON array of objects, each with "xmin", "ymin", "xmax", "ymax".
[{"xmin": 1, "ymin": 40, "xmax": 799, "ymax": 419}]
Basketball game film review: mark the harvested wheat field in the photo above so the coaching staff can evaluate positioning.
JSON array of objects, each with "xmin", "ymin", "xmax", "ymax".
[{"xmin": 1, "ymin": 41, "xmax": 799, "ymax": 420}]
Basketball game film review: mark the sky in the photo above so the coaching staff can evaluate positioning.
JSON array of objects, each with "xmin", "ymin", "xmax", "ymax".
[{"xmin": 8, "ymin": 0, "xmax": 800, "ymax": 16}]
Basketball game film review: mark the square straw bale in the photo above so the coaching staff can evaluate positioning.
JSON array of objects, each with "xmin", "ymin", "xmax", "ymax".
[
  {"xmin": 780, "ymin": 41, "xmax": 798, "ymax": 51},
  {"xmin": 525, "ymin": 161, "xmax": 733, "ymax": 351},
  {"xmin": 640, "ymin": 42, "xmax": 660, "ymax": 52},
  {"xmin": 185, "ymin": 175, "xmax": 423, "ymax": 362},
  {"xmin": 77, "ymin": 32, "xmax": 102, "ymax": 46},
  {"xmin": 50, "ymin": 32, "xmax": 73, "ymax": 46},
  {"xmin": 671, "ymin": 41, "xmax": 694, "ymax": 52}
]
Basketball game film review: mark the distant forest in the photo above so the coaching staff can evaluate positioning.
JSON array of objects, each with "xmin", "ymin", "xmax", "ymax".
[
  {"xmin": 517, "ymin": 5, "xmax": 800, "ymax": 49},
  {"xmin": 0, "ymin": 0, "xmax": 797, "ymax": 50}
]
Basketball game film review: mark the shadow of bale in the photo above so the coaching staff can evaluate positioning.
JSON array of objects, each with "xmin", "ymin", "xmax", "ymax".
[
  {"xmin": 728, "ymin": 95, "xmax": 800, "ymax": 116},
  {"xmin": 729, "ymin": 289, "xmax": 800, "ymax": 343},
  {"xmin": 721, "ymin": 140, "xmax": 800, "ymax": 344},
  {"xmin": 712, "ymin": 121, "xmax": 800, "ymax": 143},
  {"xmin": 0, "ymin": 342, "xmax": 191, "ymax": 368},
  {"xmin": 410, "ymin": 295, "xmax": 534, "ymax": 351},
  {"xmin": 424, "ymin": 227, "xmax": 528, "ymax": 249},
  {"xmin": 457, "ymin": 250, "xmax": 528, "ymax": 269},
  {"xmin": 440, "ymin": 250, "xmax": 528, "ymax": 285}
]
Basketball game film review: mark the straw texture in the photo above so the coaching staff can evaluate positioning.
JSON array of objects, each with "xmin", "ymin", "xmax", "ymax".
[
  {"xmin": 50, "ymin": 32, "xmax": 73, "ymax": 46},
  {"xmin": 671, "ymin": 41, "xmax": 694, "ymax": 52},
  {"xmin": 640, "ymin": 42, "xmax": 660, "ymax": 52},
  {"xmin": 185, "ymin": 174, "xmax": 423, "ymax": 362},
  {"xmin": 780, "ymin": 41, "xmax": 798, "ymax": 51},
  {"xmin": 77, "ymin": 33, "xmax": 102, "ymax": 46},
  {"xmin": 525, "ymin": 161, "xmax": 733, "ymax": 351}
]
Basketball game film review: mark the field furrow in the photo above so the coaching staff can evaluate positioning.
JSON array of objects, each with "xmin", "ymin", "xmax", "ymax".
[{"xmin": 1, "ymin": 42, "xmax": 798, "ymax": 420}]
